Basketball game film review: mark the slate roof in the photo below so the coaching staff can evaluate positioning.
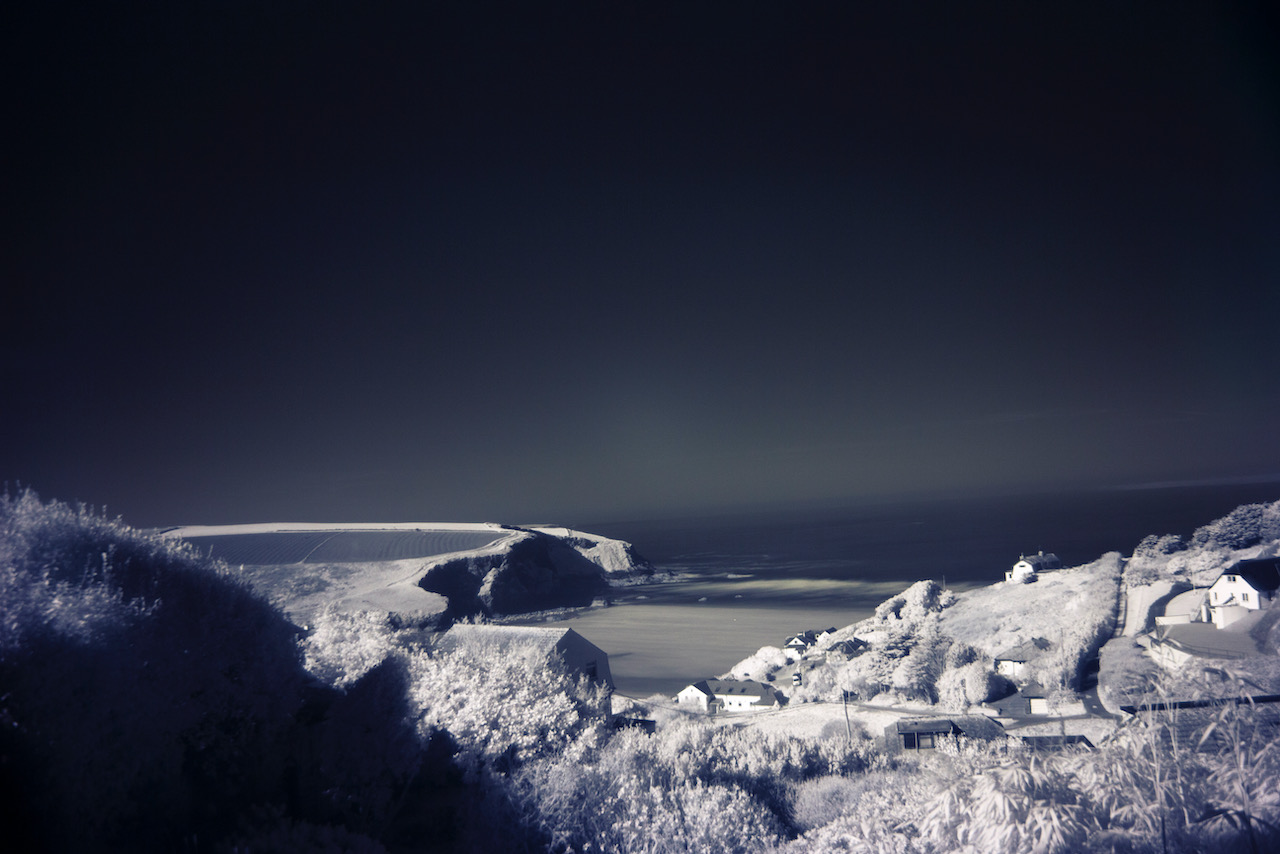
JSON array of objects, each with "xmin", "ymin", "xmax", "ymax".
[
  {"xmin": 1223, "ymin": 557, "xmax": 1280, "ymax": 593},
  {"xmin": 1015, "ymin": 552, "xmax": 1062, "ymax": 570},
  {"xmin": 435, "ymin": 624, "xmax": 577, "ymax": 653},
  {"xmin": 1020, "ymin": 735, "xmax": 1094, "ymax": 751},
  {"xmin": 699, "ymin": 678, "xmax": 778, "ymax": 704},
  {"xmin": 827, "ymin": 639, "xmax": 868, "ymax": 657},
  {"xmin": 894, "ymin": 715, "xmax": 1006, "ymax": 740},
  {"xmin": 1153, "ymin": 623, "xmax": 1261, "ymax": 659},
  {"xmin": 995, "ymin": 637, "xmax": 1054, "ymax": 662}
]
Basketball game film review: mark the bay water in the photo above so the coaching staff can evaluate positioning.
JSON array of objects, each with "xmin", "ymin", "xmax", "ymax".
[{"xmin": 528, "ymin": 483, "xmax": 1280, "ymax": 698}]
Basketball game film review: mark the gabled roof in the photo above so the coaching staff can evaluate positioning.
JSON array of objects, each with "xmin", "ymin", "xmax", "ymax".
[
  {"xmin": 1020, "ymin": 735, "xmax": 1093, "ymax": 751},
  {"xmin": 1014, "ymin": 552, "xmax": 1062, "ymax": 570},
  {"xmin": 786, "ymin": 631, "xmax": 818, "ymax": 647},
  {"xmin": 1220, "ymin": 557, "xmax": 1280, "ymax": 593},
  {"xmin": 1153, "ymin": 623, "xmax": 1260, "ymax": 659},
  {"xmin": 827, "ymin": 639, "xmax": 868, "ymax": 655},
  {"xmin": 995, "ymin": 637, "xmax": 1053, "ymax": 662},
  {"xmin": 690, "ymin": 678, "xmax": 778, "ymax": 704},
  {"xmin": 895, "ymin": 716, "xmax": 1005, "ymax": 740},
  {"xmin": 436, "ymin": 624, "xmax": 579, "ymax": 654}
]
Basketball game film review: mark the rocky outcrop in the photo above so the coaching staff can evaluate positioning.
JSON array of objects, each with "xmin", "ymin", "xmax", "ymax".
[{"xmin": 418, "ymin": 528, "xmax": 653, "ymax": 617}]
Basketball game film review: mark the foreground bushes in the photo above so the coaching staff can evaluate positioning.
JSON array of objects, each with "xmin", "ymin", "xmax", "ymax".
[
  {"xmin": 0, "ymin": 493, "xmax": 464, "ymax": 851},
  {"xmin": 0, "ymin": 491, "xmax": 313, "ymax": 849}
]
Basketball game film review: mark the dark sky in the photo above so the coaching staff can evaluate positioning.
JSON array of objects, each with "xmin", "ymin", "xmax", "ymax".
[{"xmin": 5, "ymin": 1, "xmax": 1279, "ymax": 527}]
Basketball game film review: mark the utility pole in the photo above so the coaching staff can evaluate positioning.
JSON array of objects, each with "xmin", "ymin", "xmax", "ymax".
[{"xmin": 842, "ymin": 690, "xmax": 852, "ymax": 743}]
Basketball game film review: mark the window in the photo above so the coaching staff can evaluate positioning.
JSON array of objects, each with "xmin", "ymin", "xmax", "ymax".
[
  {"xmin": 918, "ymin": 733, "xmax": 935, "ymax": 749},
  {"xmin": 585, "ymin": 661, "xmax": 598, "ymax": 681},
  {"xmin": 903, "ymin": 733, "xmax": 917, "ymax": 749},
  {"xmin": 1243, "ymin": 592, "xmax": 1251, "ymax": 605}
]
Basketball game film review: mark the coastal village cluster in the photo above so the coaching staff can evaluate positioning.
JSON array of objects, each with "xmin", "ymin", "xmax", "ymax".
[{"xmin": 448, "ymin": 551, "xmax": 1280, "ymax": 755}]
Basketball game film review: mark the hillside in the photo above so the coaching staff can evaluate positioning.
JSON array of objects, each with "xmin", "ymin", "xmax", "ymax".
[{"xmin": 163, "ymin": 522, "xmax": 657, "ymax": 625}]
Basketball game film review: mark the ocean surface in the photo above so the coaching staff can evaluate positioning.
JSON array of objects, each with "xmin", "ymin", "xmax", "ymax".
[{"xmin": 527, "ymin": 483, "xmax": 1280, "ymax": 699}]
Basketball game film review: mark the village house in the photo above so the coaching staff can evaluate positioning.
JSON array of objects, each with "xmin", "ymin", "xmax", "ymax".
[
  {"xmin": 784, "ymin": 628, "xmax": 838, "ymax": 655},
  {"xmin": 994, "ymin": 637, "xmax": 1053, "ymax": 680},
  {"xmin": 434, "ymin": 624, "xmax": 614, "ymax": 689},
  {"xmin": 1005, "ymin": 551, "xmax": 1063, "ymax": 583},
  {"xmin": 676, "ymin": 678, "xmax": 779, "ymax": 713},
  {"xmin": 989, "ymin": 680, "xmax": 1049, "ymax": 717},
  {"xmin": 1200, "ymin": 557, "xmax": 1280, "ymax": 629},
  {"xmin": 883, "ymin": 716, "xmax": 1006, "ymax": 753},
  {"xmin": 825, "ymin": 638, "xmax": 869, "ymax": 663}
]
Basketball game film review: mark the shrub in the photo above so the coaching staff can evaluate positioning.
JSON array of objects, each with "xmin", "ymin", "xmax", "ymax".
[
  {"xmin": 1192, "ymin": 502, "xmax": 1280, "ymax": 551},
  {"xmin": 406, "ymin": 638, "xmax": 610, "ymax": 771},
  {"xmin": 0, "ymin": 490, "xmax": 309, "ymax": 850}
]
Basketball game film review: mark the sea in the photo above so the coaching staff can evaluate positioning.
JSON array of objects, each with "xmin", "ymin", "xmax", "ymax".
[{"xmin": 524, "ymin": 482, "xmax": 1280, "ymax": 699}]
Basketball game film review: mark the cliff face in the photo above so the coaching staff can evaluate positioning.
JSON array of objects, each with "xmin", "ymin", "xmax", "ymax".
[{"xmin": 418, "ymin": 528, "xmax": 652, "ymax": 617}]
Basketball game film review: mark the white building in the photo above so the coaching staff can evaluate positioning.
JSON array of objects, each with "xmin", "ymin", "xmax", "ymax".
[
  {"xmin": 676, "ymin": 678, "xmax": 779, "ymax": 713},
  {"xmin": 1201, "ymin": 558, "xmax": 1280, "ymax": 629},
  {"xmin": 993, "ymin": 637, "xmax": 1053, "ymax": 680},
  {"xmin": 1005, "ymin": 551, "xmax": 1063, "ymax": 583}
]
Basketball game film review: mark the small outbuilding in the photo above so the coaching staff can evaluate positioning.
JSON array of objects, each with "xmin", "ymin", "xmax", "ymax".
[{"xmin": 990, "ymin": 680, "xmax": 1049, "ymax": 717}]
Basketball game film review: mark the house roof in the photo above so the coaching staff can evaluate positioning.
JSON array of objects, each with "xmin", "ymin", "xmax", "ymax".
[
  {"xmin": 1154, "ymin": 623, "xmax": 1261, "ymax": 659},
  {"xmin": 691, "ymin": 678, "xmax": 778, "ymax": 704},
  {"xmin": 1221, "ymin": 557, "xmax": 1280, "ymax": 593},
  {"xmin": 827, "ymin": 639, "xmax": 868, "ymax": 655},
  {"xmin": 895, "ymin": 716, "xmax": 1005, "ymax": 739},
  {"xmin": 1020, "ymin": 735, "xmax": 1094, "ymax": 750},
  {"xmin": 995, "ymin": 637, "xmax": 1053, "ymax": 662},
  {"xmin": 436, "ymin": 624, "xmax": 580, "ymax": 655},
  {"xmin": 1014, "ymin": 552, "xmax": 1062, "ymax": 570},
  {"xmin": 990, "ymin": 681, "xmax": 1047, "ymax": 714}
]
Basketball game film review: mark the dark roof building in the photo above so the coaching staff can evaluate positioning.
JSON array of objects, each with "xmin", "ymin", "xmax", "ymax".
[
  {"xmin": 1225, "ymin": 557, "xmax": 1280, "ymax": 593},
  {"xmin": 990, "ymin": 681, "xmax": 1049, "ymax": 717},
  {"xmin": 884, "ymin": 715, "xmax": 1006, "ymax": 753}
]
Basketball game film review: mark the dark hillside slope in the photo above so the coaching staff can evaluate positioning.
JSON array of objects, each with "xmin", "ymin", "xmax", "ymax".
[{"xmin": 0, "ymin": 491, "xmax": 464, "ymax": 852}]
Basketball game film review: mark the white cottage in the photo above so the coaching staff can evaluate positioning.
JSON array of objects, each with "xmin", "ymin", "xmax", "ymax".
[
  {"xmin": 1005, "ymin": 551, "xmax": 1063, "ymax": 583},
  {"xmin": 1201, "ymin": 558, "xmax": 1280, "ymax": 629},
  {"xmin": 676, "ymin": 678, "xmax": 779, "ymax": 713},
  {"xmin": 993, "ymin": 637, "xmax": 1053, "ymax": 679}
]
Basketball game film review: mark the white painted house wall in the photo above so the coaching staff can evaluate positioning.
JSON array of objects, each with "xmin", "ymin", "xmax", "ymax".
[
  {"xmin": 676, "ymin": 684, "xmax": 712, "ymax": 710},
  {"xmin": 1206, "ymin": 572, "xmax": 1272, "ymax": 628}
]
